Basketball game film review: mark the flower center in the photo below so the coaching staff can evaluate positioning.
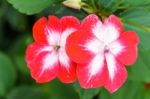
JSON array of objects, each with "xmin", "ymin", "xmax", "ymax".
[
  {"xmin": 54, "ymin": 45, "xmax": 61, "ymax": 51},
  {"xmin": 104, "ymin": 45, "xmax": 109, "ymax": 53}
]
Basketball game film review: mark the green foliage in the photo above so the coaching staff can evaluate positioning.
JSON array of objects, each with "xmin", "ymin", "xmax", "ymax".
[
  {"xmin": 117, "ymin": 0, "xmax": 150, "ymax": 85},
  {"xmin": 128, "ymin": 51, "xmax": 150, "ymax": 82},
  {"xmin": 7, "ymin": 0, "xmax": 63, "ymax": 15},
  {"xmin": 6, "ymin": 86, "xmax": 47, "ymax": 99},
  {"xmin": 120, "ymin": 7, "xmax": 150, "ymax": 50},
  {"xmin": 74, "ymin": 82, "xmax": 100, "ymax": 99},
  {"xmin": 55, "ymin": 5, "xmax": 87, "ymax": 20},
  {"xmin": 120, "ymin": 8, "xmax": 150, "ymax": 27},
  {"xmin": 144, "ymin": 89, "xmax": 150, "ymax": 99},
  {"xmin": 0, "ymin": 52, "xmax": 16, "ymax": 96},
  {"xmin": 9, "ymin": 35, "xmax": 33, "ymax": 75},
  {"xmin": 97, "ymin": 0, "xmax": 122, "ymax": 13},
  {"xmin": 120, "ymin": 0, "xmax": 150, "ymax": 9},
  {"xmin": 45, "ymin": 79, "xmax": 78, "ymax": 99},
  {"xmin": 100, "ymin": 80, "xmax": 145, "ymax": 99}
]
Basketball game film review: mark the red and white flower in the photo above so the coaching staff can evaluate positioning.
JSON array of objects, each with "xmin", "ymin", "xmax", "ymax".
[
  {"xmin": 66, "ymin": 14, "xmax": 139, "ymax": 93},
  {"xmin": 25, "ymin": 16, "xmax": 80, "ymax": 83}
]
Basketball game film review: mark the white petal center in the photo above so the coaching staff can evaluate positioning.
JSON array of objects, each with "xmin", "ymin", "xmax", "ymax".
[
  {"xmin": 58, "ymin": 48, "xmax": 70, "ymax": 68},
  {"xmin": 109, "ymin": 41, "xmax": 124, "ymax": 56},
  {"xmin": 105, "ymin": 53, "xmax": 116, "ymax": 80},
  {"xmin": 45, "ymin": 26, "xmax": 61, "ymax": 45},
  {"xmin": 85, "ymin": 38, "xmax": 104, "ymax": 54},
  {"xmin": 92, "ymin": 21, "xmax": 120, "ymax": 44},
  {"xmin": 60, "ymin": 28, "xmax": 76, "ymax": 46},
  {"xmin": 89, "ymin": 54, "xmax": 105, "ymax": 76},
  {"xmin": 42, "ymin": 52, "xmax": 58, "ymax": 70}
]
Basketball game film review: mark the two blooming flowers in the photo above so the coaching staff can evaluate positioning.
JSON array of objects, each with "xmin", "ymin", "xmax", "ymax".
[{"xmin": 25, "ymin": 14, "xmax": 139, "ymax": 93}]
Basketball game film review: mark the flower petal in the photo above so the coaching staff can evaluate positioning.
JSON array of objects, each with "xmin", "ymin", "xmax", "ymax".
[
  {"xmin": 25, "ymin": 43, "xmax": 53, "ymax": 67},
  {"xmin": 105, "ymin": 53, "xmax": 127, "ymax": 93},
  {"xmin": 81, "ymin": 14, "xmax": 102, "ymax": 33},
  {"xmin": 47, "ymin": 16, "xmax": 61, "ymax": 33},
  {"xmin": 61, "ymin": 16, "xmax": 80, "ymax": 32},
  {"xmin": 66, "ymin": 31, "xmax": 99, "ymax": 64},
  {"xmin": 77, "ymin": 54, "xmax": 108, "ymax": 88},
  {"xmin": 119, "ymin": 31, "xmax": 139, "ymax": 46},
  {"xmin": 57, "ymin": 48, "xmax": 77, "ymax": 83},
  {"xmin": 30, "ymin": 51, "xmax": 59, "ymax": 83},
  {"xmin": 60, "ymin": 16, "xmax": 80, "ymax": 47},
  {"xmin": 60, "ymin": 28, "xmax": 78, "ymax": 47},
  {"xmin": 33, "ymin": 17, "xmax": 47, "ymax": 43},
  {"xmin": 33, "ymin": 16, "xmax": 61, "ymax": 45},
  {"xmin": 45, "ymin": 16, "xmax": 61, "ymax": 45},
  {"xmin": 57, "ymin": 62, "xmax": 76, "ymax": 83},
  {"xmin": 104, "ymin": 15, "xmax": 123, "ymax": 33},
  {"xmin": 26, "ymin": 43, "xmax": 59, "ymax": 83},
  {"xmin": 92, "ymin": 15, "xmax": 123, "ymax": 44},
  {"xmin": 110, "ymin": 31, "xmax": 139, "ymax": 65}
]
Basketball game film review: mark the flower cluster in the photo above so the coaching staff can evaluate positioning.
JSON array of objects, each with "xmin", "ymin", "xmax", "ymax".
[{"xmin": 25, "ymin": 14, "xmax": 139, "ymax": 93}]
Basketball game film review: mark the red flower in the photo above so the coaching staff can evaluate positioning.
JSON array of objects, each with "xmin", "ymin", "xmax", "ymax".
[
  {"xmin": 66, "ymin": 14, "xmax": 139, "ymax": 93},
  {"xmin": 25, "ymin": 16, "xmax": 80, "ymax": 83}
]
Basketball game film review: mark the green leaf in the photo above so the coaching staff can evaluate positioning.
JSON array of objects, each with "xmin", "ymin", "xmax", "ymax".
[
  {"xmin": 6, "ymin": 86, "xmax": 47, "ymax": 99},
  {"xmin": 128, "ymin": 51, "xmax": 150, "ymax": 82},
  {"xmin": 115, "ymin": 7, "xmax": 150, "ymax": 83},
  {"xmin": 120, "ymin": 8, "xmax": 150, "ymax": 27},
  {"xmin": 9, "ymin": 35, "xmax": 33, "ymax": 75},
  {"xmin": 39, "ymin": 79, "xmax": 78, "ymax": 99},
  {"xmin": 120, "ymin": 8, "xmax": 150, "ymax": 50},
  {"xmin": 55, "ymin": 5, "xmax": 87, "ymax": 20},
  {"xmin": 73, "ymin": 82, "xmax": 100, "ymax": 99},
  {"xmin": 123, "ymin": 22, "xmax": 150, "ymax": 50},
  {"xmin": 98, "ymin": 0, "xmax": 122, "ymax": 13},
  {"xmin": 1, "ymin": 0, "xmax": 27, "ymax": 31},
  {"xmin": 120, "ymin": 0, "xmax": 150, "ymax": 9},
  {"xmin": 141, "ymin": 50, "xmax": 150, "ymax": 67},
  {"xmin": 144, "ymin": 89, "xmax": 150, "ymax": 99},
  {"xmin": 100, "ymin": 80, "xmax": 144, "ymax": 99},
  {"xmin": 81, "ymin": 0, "xmax": 122, "ymax": 16},
  {"xmin": 7, "ymin": 0, "xmax": 62, "ymax": 15},
  {"xmin": 5, "ymin": 7, "xmax": 27, "ymax": 31},
  {"xmin": 82, "ymin": 0, "xmax": 96, "ymax": 7},
  {"xmin": 0, "ymin": 52, "xmax": 16, "ymax": 96}
]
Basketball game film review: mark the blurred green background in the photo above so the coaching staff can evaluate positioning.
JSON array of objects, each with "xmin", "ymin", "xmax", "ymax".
[{"xmin": 0, "ymin": 0, "xmax": 150, "ymax": 99}]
